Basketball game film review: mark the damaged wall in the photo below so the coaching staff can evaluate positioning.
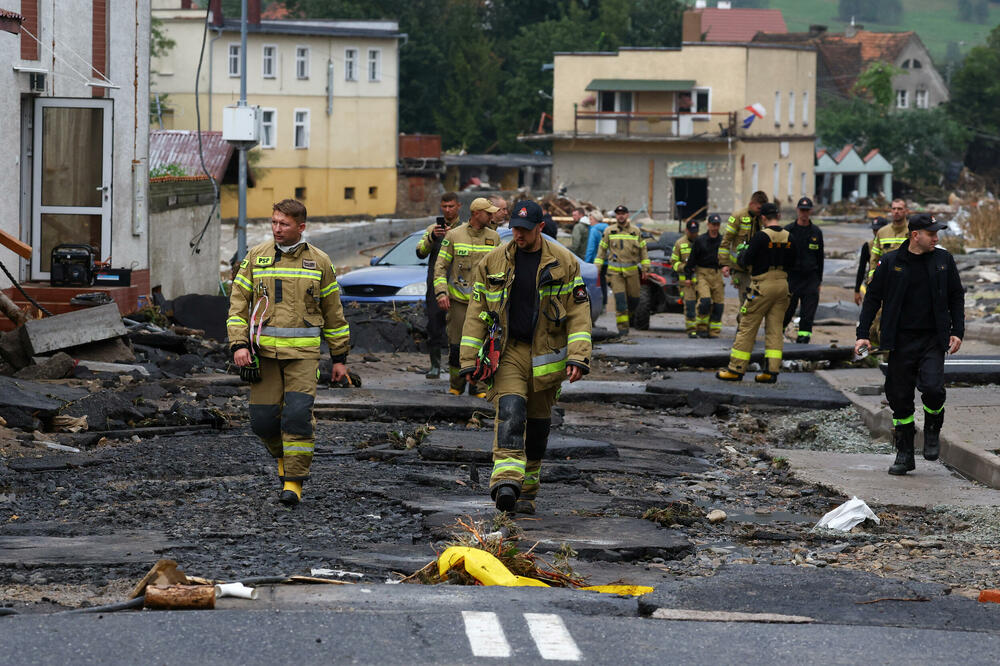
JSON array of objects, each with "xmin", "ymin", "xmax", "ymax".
[{"xmin": 149, "ymin": 178, "xmax": 221, "ymax": 299}]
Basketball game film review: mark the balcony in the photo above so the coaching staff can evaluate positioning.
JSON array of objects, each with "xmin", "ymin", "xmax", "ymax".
[{"xmin": 571, "ymin": 107, "xmax": 738, "ymax": 140}]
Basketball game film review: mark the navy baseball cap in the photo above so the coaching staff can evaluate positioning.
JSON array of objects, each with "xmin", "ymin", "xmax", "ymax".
[
  {"xmin": 870, "ymin": 216, "xmax": 888, "ymax": 232},
  {"xmin": 686, "ymin": 219, "xmax": 700, "ymax": 233},
  {"xmin": 707, "ymin": 214, "xmax": 721, "ymax": 224},
  {"xmin": 510, "ymin": 200, "xmax": 544, "ymax": 229},
  {"xmin": 614, "ymin": 205, "xmax": 629, "ymax": 214},
  {"xmin": 760, "ymin": 203, "xmax": 780, "ymax": 218},
  {"xmin": 796, "ymin": 197, "xmax": 814, "ymax": 210},
  {"xmin": 908, "ymin": 213, "xmax": 946, "ymax": 233}
]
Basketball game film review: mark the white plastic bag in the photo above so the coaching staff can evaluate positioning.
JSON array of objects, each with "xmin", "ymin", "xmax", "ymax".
[{"xmin": 813, "ymin": 496, "xmax": 880, "ymax": 531}]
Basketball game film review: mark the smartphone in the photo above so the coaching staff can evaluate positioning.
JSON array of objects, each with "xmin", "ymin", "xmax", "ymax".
[{"xmin": 436, "ymin": 216, "xmax": 446, "ymax": 227}]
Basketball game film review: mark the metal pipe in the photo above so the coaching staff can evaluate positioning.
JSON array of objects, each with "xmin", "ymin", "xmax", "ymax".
[
  {"xmin": 237, "ymin": 0, "xmax": 248, "ymax": 260},
  {"xmin": 208, "ymin": 25, "xmax": 222, "ymax": 131}
]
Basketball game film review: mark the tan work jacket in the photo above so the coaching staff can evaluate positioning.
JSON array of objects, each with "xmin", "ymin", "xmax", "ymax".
[
  {"xmin": 594, "ymin": 221, "xmax": 650, "ymax": 273},
  {"xmin": 868, "ymin": 222, "xmax": 909, "ymax": 281},
  {"xmin": 719, "ymin": 207, "xmax": 761, "ymax": 269},
  {"xmin": 433, "ymin": 223, "xmax": 501, "ymax": 303}
]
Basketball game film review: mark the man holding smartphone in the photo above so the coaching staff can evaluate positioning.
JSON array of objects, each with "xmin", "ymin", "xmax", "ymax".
[{"xmin": 416, "ymin": 192, "xmax": 462, "ymax": 379}]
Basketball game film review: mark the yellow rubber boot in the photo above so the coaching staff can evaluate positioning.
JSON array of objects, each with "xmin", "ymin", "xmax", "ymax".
[
  {"xmin": 280, "ymin": 481, "xmax": 302, "ymax": 506},
  {"xmin": 277, "ymin": 458, "xmax": 285, "ymax": 484},
  {"xmin": 716, "ymin": 369, "xmax": 744, "ymax": 382}
]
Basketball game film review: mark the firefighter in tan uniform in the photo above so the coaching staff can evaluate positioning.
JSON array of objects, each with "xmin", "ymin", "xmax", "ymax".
[
  {"xmin": 865, "ymin": 199, "xmax": 909, "ymax": 345},
  {"xmin": 717, "ymin": 203, "xmax": 796, "ymax": 384},
  {"xmin": 460, "ymin": 201, "xmax": 592, "ymax": 514},
  {"xmin": 686, "ymin": 214, "xmax": 725, "ymax": 337},
  {"xmin": 594, "ymin": 205, "xmax": 649, "ymax": 335},
  {"xmin": 229, "ymin": 199, "xmax": 350, "ymax": 507},
  {"xmin": 719, "ymin": 191, "xmax": 768, "ymax": 311},
  {"xmin": 671, "ymin": 220, "xmax": 700, "ymax": 338},
  {"xmin": 433, "ymin": 197, "xmax": 501, "ymax": 397}
]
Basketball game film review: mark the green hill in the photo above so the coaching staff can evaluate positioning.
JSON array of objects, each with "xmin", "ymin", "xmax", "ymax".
[{"xmin": 768, "ymin": 0, "xmax": 1000, "ymax": 65}]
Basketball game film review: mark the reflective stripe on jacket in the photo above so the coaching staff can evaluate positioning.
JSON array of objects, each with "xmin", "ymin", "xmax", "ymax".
[
  {"xmin": 593, "ymin": 221, "xmax": 650, "ymax": 271},
  {"xmin": 433, "ymin": 222, "xmax": 502, "ymax": 303}
]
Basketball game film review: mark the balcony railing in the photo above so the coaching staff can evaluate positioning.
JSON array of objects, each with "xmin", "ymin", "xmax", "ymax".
[{"xmin": 572, "ymin": 105, "xmax": 738, "ymax": 139}]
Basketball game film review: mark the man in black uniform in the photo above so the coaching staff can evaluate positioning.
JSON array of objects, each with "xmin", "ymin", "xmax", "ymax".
[
  {"xmin": 855, "ymin": 214, "xmax": 964, "ymax": 476},
  {"xmin": 686, "ymin": 214, "xmax": 725, "ymax": 338},
  {"xmin": 854, "ymin": 216, "xmax": 888, "ymax": 305},
  {"xmin": 416, "ymin": 192, "xmax": 461, "ymax": 378},
  {"xmin": 782, "ymin": 197, "xmax": 824, "ymax": 344}
]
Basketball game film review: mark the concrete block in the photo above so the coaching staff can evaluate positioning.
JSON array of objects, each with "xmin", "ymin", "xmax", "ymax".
[{"xmin": 19, "ymin": 303, "xmax": 126, "ymax": 356}]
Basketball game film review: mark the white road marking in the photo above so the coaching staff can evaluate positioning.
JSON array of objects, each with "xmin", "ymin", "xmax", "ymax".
[
  {"xmin": 524, "ymin": 613, "xmax": 582, "ymax": 661},
  {"xmin": 462, "ymin": 611, "xmax": 511, "ymax": 658}
]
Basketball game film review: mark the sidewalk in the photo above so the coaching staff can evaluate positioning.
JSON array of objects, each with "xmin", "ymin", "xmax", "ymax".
[{"xmin": 819, "ymin": 368, "xmax": 1000, "ymax": 491}]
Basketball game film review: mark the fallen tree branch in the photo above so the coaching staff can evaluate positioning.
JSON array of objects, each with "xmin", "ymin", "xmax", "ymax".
[{"xmin": 856, "ymin": 596, "xmax": 930, "ymax": 605}]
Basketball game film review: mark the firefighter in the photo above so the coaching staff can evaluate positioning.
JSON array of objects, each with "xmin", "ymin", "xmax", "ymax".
[
  {"xmin": 228, "ymin": 199, "xmax": 350, "ymax": 507},
  {"xmin": 782, "ymin": 197, "xmax": 824, "ymax": 344},
  {"xmin": 865, "ymin": 199, "xmax": 909, "ymax": 345},
  {"xmin": 719, "ymin": 191, "xmax": 768, "ymax": 312},
  {"xmin": 716, "ymin": 202, "xmax": 796, "ymax": 383},
  {"xmin": 686, "ymin": 214, "xmax": 725, "ymax": 338},
  {"xmin": 433, "ymin": 197, "xmax": 501, "ymax": 397},
  {"xmin": 460, "ymin": 201, "xmax": 592, "ymax": 514},
  {"xmin": 671, "ymin": 220, "xmax": 700, "ymax": 338},
  {"xmin": 855, "ymin": 214, "xmax": 964, "ymax": 476},
  {"xmin": 594, "ymin": 205, "xmax": 650, "ymax": 336},
  {"xmin": 854, "ymin": 216, "xmax": 889, "ymax": 305},
  {"xmin": 416, "ymin": 192, "xmax": 462, "ymax": 379}
]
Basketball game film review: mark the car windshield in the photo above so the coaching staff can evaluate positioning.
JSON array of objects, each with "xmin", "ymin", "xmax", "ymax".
[{"xmin": 374, "ymin": 233, "xmax": 425, "ymax": 266}]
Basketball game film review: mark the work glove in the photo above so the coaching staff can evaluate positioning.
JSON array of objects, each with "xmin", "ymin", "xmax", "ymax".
[{"xmin": 239, "ymin": 355, "xmax": 262, "ymax": 383}]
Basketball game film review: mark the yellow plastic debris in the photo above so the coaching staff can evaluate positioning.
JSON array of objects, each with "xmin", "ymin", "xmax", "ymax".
[
  {"xmin": 438, "ymin": 546, "xmax": 550, "ymax": 587},
  {"xmin": 579, "ymin": 585, "xmax": 654, "ymax": 596}
]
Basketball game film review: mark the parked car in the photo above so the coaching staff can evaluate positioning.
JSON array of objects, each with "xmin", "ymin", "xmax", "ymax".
[
  {"xmin": 631, "ymin": 231, "xmax": 684, "ymax": 330},
  {"xmin": 338, "ymin": 228, "xmax": 606, "ymax": 322}
]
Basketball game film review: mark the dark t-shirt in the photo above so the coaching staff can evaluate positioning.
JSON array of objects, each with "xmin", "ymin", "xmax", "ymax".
[
  {"xmin": 510, "ymin": 248, "xmax": 541, "ymax": 342},
  {"xmin": 542, "ymin": 215, "xmax": 557, "ymax": 239},
  {"xmin": 900, "ymin": 251, "xmax": 935, "ymax": 331}
]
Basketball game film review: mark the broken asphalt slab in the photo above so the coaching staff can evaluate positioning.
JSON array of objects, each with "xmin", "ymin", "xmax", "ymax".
[
  {"xmin": 518, "ymin": 515, "xmax": 692, "ymax": 561},
  {"xmin": 314, "ymin": 388, "xmax": 490, "ymax": 421},
  {"xmin": 19, "ymin": 303, "xmax": 127, "ymax": 356},
  {"xmin": 417, "ymin": 429, "xmax": 617, "ymax": 464},
  {"xmin": 638, "ymin": 565, "xmax": 1000, "ymax": 633},
  {"xmin": 558, "ymin": 380, "xmax": 686, "ymax": 408},
  {"xmin": 646, "ymin": 371, "xmax": 851, "ymax": 410},
  {"xmin": 0, "ymin": 376, "xmax": 87, "ymax": 415},
  {"xmin": 595, "ymin": 338, "xmax": 853, "ymax": 368},
  {"xmin": 0, "ymin": 532, "xmax": 183, "ymax": 567}
]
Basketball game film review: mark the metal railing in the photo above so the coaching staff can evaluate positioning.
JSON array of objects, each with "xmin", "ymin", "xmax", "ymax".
[{"xmin": 572, "ymin": 104, "xmax": 738, "ymax": 139}]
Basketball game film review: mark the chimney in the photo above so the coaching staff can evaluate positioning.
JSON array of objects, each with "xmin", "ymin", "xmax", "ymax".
[
  {"xmin": 845, "ymin": 17, "xmax": 862, "ymax": 39},
  {"xmin": 209, "ymin": 0, "xmax": 222, "ymax": 27},
  {"xmin": 808, "ymin": 24, "xmax": 827, "ymax": 38},
  {"xmin": 248, "ymin": 0, "xmax": 261, "ymax": 25},
  {"xmin": 180, "ymin": 0, "xmax": 192, "ymax": 9},
  {"xmin": 682, "ymin": 11, "xmax": 703, "ymax": 43}
]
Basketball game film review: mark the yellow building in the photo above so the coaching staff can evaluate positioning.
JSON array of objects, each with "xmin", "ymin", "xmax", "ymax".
[
  {"xmin": 523, "ymin": 44, "xmax": 816, "ymax": 219},
  {"xmin": 151, "ymin": 3, "xmax": 400, "ymax": 219}
]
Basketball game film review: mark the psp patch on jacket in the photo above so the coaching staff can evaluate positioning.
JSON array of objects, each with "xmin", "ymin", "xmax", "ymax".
[
  {"xmin": 255, "ymin": 256, "xmax": 273, "ymax": 266},
  {"xmin": 573, "ymin": 285, "xmax": 589, "ymax": 303},
  {"xmin": 302, "ymin": 259, "xmax": 317, "ymax": 269}
]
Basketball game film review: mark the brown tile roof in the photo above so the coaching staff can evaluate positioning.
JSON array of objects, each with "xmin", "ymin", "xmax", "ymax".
[
  {"xmin": 149, "ymin": 130, "xmax": 249, "ymax": 185},
  {"xmin": 823, "ymin": 30, "xmax": 913, "ymax": 64},
  {"xmin": 834, "ymin": 144, "xmax": 854, "ymax": 163},
  {"xmin": 863, "ymin": 149, "xmax": 881, "ymax": 163},
  {"xmin": 817, "ymin": 41, "xmax": 863, "ymax": 95},
  {"xmin": 694, "ymin": 8, "xmax": 787, "ymax": 42}
]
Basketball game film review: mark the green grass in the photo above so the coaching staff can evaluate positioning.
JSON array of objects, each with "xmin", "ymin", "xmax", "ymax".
[{"xmin": 768, "ymin": 0, "xmax": 1000, "ymax": 65}]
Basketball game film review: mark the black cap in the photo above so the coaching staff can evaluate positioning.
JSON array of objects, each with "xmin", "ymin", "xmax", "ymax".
[
  {"xmin": 510, "ymin": 200, "xmax": 544, "ymax": 229},
  {"xmin": 707, "ymin": 214, "xmax": 721, "ymax": 224},
  {"xmin": 614, "ymin": 205, "xmax": 628, "ymax": 214},
  {"xmin": 685, "ymin": 220, "xmax": 700, "ymax": 233},
  {"xmin": 870, "ymin": 216, "xmax": 888, "ymax": 232},
  {"xmin": 796, "ymin": 197, "xmax": 814, "ymax": 210},
  {"xmin": 907, "ymin": 213, "xmax": 946, "ymax": 233},
  {"xmin": 760, "ymin": 203, "xmax": 780, "ymax": 218}
]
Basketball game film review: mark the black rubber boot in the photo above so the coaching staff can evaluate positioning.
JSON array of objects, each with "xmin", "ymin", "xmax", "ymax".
[
  {"xmin": 888, "ymin": 423, "xmax": 916, "ymax": 475},
  {"xmin": 923, "ymin": 408, "xmax": 944, "ymax": 461},
  {"xmin": 424, "ymin": 348, "xmax": 441, "ymax": 379},
  {"xmin": 495, "ymin": 485, "xmax": 517, "ymax": 512}
]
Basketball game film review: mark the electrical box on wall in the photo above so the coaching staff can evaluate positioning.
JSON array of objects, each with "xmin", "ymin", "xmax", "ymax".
[{"xmin": 222, "ymin": 105, "xmax": 261, "ymax": 146}]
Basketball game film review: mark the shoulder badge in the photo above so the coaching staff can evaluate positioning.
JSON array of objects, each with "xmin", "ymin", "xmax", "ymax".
[
  {"xmin": 239, "ymin": 259, "xmax": 249, "ymax": 269},
  {"xmin": 573, "ymin": 285, "xmax": 589, "ymax": 303},
  {"xmin": 441, "ymin": 239, "xmax": 450, "ymax": 246},
  {"xmin": 485, "ymin": 239, "xmax": 495, "ymax": 246},
  {"xmin": 255, "ymin": 256, "xmax": 273, "ymax": 266},
  {"xmin": 302, "ymin": 259, "xmax": 317, "ymax": 269}
]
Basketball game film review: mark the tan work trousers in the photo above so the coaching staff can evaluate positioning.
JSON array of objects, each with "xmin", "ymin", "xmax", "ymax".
[
  {"xmin": 608, "ymin": 268, "xmax": 641, "ymax": 334},
  {"xmin": 679, "ymin": 278, "xmax": 698, "ymax": 334},
  {"xmin": 249, "ymin": 356, "xmax": 318, "ymax": 481},
  {"xmin": 728, "ymin": 275, "xmax": 790, "ymax": 374},
  {"xmin": 489, "ymin": 339, "xmax": 559, "ymax": 498},
  {"xmin": 695, "ymin": 267, "xmax": 725, "ymax": 337}
]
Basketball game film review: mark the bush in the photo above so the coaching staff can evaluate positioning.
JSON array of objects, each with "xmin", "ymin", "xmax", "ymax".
[
  {"xmin": 149, "ymin": 163, "xmax": 187, "ymax": 178},
  {"xmin": 962, "ymin": 200, "xmax": 1000, "ymax": 248}
]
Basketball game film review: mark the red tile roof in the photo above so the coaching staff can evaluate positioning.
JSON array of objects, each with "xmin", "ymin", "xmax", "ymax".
[
  {"xmin": 863, "ymin": 149, "xmax": 881, "ymax": 163},
  {"xmin": 694, "ymin": 8, "xmax": 787, "ymax": 42},
  {"xmin": 834, "ymin": 144, "xmax": 854, "ymax": 163},
  {"xmin": 149, "ymin": 130, "xmax": 247, "ymax": 185},
  {"xmin": 823, "ymin": 30, "xmax": 913, "ymax": 64}
]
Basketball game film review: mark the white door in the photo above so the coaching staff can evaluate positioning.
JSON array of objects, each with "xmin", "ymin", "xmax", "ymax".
[
  {"xmin": 596, "ymin": 92, "xmax": 632, "ymax": 135},
  {"xmin": 32, "ymin": 98, "xmax": 113, "ymax": 279}
]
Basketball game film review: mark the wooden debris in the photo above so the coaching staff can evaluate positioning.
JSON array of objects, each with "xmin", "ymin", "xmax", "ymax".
[
  {"xmin": 129, "ymin": 559, "xmax": 190, "ymax": 599},
  {"xmin": 144, "ymin": 584, "xmax": 215, "ymax": 610},
  {"xmin": 0, "ymin": 229, "xmax": 32, "ymax": 260}
]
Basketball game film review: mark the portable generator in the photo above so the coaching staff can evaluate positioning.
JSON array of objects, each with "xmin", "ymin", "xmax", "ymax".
[{"xmin": 50, "ymin": 244, "xmax": 96, "ymax": 287}]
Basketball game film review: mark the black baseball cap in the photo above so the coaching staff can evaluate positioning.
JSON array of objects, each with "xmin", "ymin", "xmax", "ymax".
[
  {"xmin": 614, "ymin": 205, "xmax": 628, "ymax": 214},
  {"xmin": 686, "ymin": 220, "xmax": 700, "ymax": 233},
  {"xmin": 760, "ymin": 203, "xmax": 780, "ymax": 218},
  {"xmin": 796, "ymin": 197, "xmax": 814, "ymax": 210},
  {"xmin": 510, "ymin": 200, "xmax": 544, "ymax": 229},
  {"xmin": 908, "ymin": 213, "xmax": 946, "ymax": 233},
  {"xmin": 870, "ymin": 216, "xmax": 888, "ymax": 232},
  {"xmin": 707, "ymin": 214, "xmax": 721, "ymax": 224}
]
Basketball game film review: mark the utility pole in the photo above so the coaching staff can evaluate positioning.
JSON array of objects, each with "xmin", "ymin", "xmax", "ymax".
[{"xmin": 237, "ymin": 0, "xmax": 248, "ymax": 260}]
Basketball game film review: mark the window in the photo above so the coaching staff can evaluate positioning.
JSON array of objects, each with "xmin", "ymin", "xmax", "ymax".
[
  {"xmin": 895, "ymin": 89, "xmax": 909, "ymax": 109},
  {"xmin": 368, "ymin": 48, "xmax": 381, "ymax": 82},
  {"xmin": 344, "ymin": 187, "xmax": 356, "ymax": 200},
  {"xmin": 801, "ymin": 172, "xmax": 807, "ymax": 197},
  {"xmin": 344, "ymin": 48, "xmax": 358, "ymax": 81},
  {"xmin": 902, "ymin": 59, "xmax": 922, "ymax": 69},
  {"xmin": 228, "ymin": 44, "xmax": 240, "ymax": 77},
  {"xmin": 915, "ymin": 89, "xmax": 929, "ymax": 109},
  {"xmin": 688, "ymin": 88, "xmax": 711, "ymax": 117},
  {"xmin": 262, "ymin": 45, "xmax": 276, "ymax": 78},
  {"xmin": 802, "ymin": 91, "xmax": 809, "ymax": 126},
  {"xmin": 260, "ymin": 108, "xmax": 276, "ymax": 148},
  {"xmin": 751, "ymin": 163, "xmax": 759, "ymax": 192},
  {"xmin": 368, "ymin": 186, "xmax": 378, "ymax": 199},
  {"xmin": 774, "ymin": 91, "xmax": 781, "ymax": 125},
  {"xmin": 294, "ymin": 109, "xmax": 310, "ymax": 148},
  {"xmin": 295, "ymin": 186, "xmax": 306, "ymax": 199},
  {"xmin": 773, "ymin": 162, "xmax": 780, "ymax": 198},
  {"xmin": 787, "ymin": 162, "xmax": 794, "ymax": 198},
  {"xmin": 295, "ymin": 46, "xmax": 309, "ymax": 79},
  {"xmin": 788, "ymin": 91, "xmax": 795, "ymax": 125}
]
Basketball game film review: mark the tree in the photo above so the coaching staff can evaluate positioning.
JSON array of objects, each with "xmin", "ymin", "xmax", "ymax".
[
  {"xmin": 958, "ymin": 0, "xmax": 990, "ymax": 22},
  {"xmin": 838, "ymin": 0, "xmax": 903, "ymax": 25},
  {"xmin": 150, "ymin": 17, "xmax": 176, "ymax": 126},
  {"xmin": 947, "ymin": 24, "xmax": 1000, "ymax": 177},
  {"xmin": 851, "ymin": 61, "xmax": 900, "ymax": 109}
]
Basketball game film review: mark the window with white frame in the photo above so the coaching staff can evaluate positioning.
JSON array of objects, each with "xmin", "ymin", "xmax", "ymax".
[
  {"xmin": 787, "ymin": 162, "xmax": 794, "ymax": 198},
  {"xmin": 368, "ymin": 48, "xmax": 381, "ymax": 82},
  {"xmin": 344, "ymin": 48, "xmax": 358, "ymax": 81},
  {"xmin": 915, "ymin": 89, "xmax": 928, "ymax": 109},
  {"xmin": 788, "ymin": 91, "xmax": 795, "ymax": 125},
  {"xmin": 896, "ymin": 89, "xmax": 909, "ymax": 109},
  {"xmin": 751, "ymin": 163, "xmax": 759, "ymax": 192},
  {"xmin": 262, "ymin": 45, "xmax": 277, "ymax": 79},
  {"xmin": 690, "ymin": 87, "xmax": 711, "ymax": 117},
  {"xmin": 773, "ymin": 162, "xmax": 780, "ymax": 198},
  {"xmin": 774, "ymin": 91, "xmax": 781, "ymax": 125},
  {"xmin": 294, "ymin": 109, "xmax": 310, "ymax": 148},
  {"xmin": 802, "ymin": 91, "xmax": 809, "ymax": 126},
  {"xmin": 228, "ymin": 44, "xmax": 240, "ymax": 77},
  {"xmin": 260, "ymin": 108, "xmax": 276, "ymax": 148},
  {"xmin": 801, "ymin": 172, "xmax": 807, "ymax": 197},
  {"xmin": 295, "ymin": 46, "xmax": 309, "ymax": 79}
]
